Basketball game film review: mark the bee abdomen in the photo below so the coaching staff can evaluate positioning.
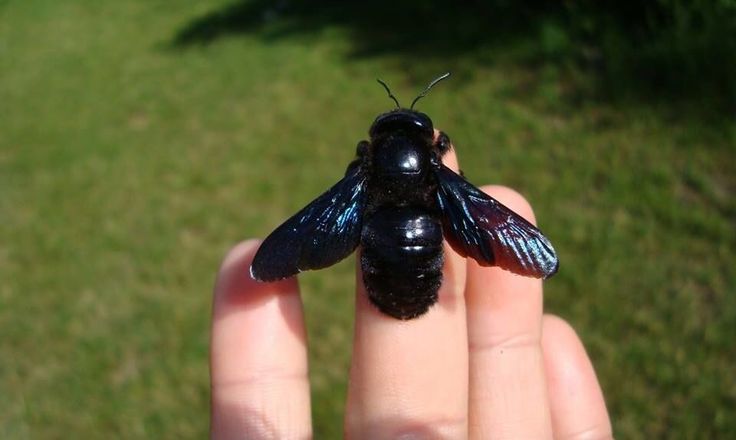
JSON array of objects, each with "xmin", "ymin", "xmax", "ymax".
[{"xmin": 360, "ymin": 207, "xmax": 444, "ymax": 319}]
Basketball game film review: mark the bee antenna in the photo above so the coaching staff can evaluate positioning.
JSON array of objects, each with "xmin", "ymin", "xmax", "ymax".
[
  {"xmin": 410, "ymin": 72, "xmax": 451, "ymax": 110},
  {"xmin": 377, "ymin": 78, "xmax": 401, "ymax": 108}
]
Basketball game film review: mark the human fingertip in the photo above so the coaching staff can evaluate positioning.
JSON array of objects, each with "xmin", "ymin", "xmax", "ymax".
[
  {"xmin": 214, "ymin": 239, "xmax": 299, "ymax": 310},
  {"xmin": 479, "ymin": 185, "xmax": 537, "ymax": 225},
  {"xmin": 218, "ymin": 239, "xmax": 261, "ymax": 278}
]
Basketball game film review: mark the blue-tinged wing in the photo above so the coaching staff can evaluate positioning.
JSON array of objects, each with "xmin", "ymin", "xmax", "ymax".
[
  {"xmin": 250, "ymin": 166, "xmax": 366, "ymax": 281},
  {"xmin": 435, "ymin": 164, "xmax": 558, "ymax": 279}
]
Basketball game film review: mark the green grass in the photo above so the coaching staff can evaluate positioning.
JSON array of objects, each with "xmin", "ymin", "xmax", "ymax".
[{"xmin": 1, "ymin": 1, "xmax": 734, "ymax": 438}]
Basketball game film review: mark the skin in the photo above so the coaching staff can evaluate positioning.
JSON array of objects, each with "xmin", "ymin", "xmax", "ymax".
[{"xmin": 210, "ymin": 139, "xmax": 613, "ymax": 439}]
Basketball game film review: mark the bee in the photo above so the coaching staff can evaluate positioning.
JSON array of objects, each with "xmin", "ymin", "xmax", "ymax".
[{"xmin": 250, "ymin": 73, "xmax": 558, "ymax": 319}]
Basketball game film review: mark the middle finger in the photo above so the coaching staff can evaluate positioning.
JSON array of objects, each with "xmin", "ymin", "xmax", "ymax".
[{"xmin": 345, "ymin": 149, "xmax": 469, "ymax": 439}]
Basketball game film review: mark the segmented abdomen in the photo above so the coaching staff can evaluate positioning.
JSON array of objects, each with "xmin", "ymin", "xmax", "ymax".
[{"xmin": 360, "ymin": 207, "xmax": 443, "ymax": 319}]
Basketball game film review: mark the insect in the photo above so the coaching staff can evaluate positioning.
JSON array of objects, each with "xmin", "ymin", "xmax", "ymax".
[{"xmin": 250, "ymin": 73, "xmax": 559, "ymax": 319}]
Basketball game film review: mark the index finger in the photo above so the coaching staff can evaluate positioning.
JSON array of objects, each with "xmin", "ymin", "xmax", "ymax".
[{"xmin": 210, "ymin": 240, "xmax": 311, "ymax": 439}]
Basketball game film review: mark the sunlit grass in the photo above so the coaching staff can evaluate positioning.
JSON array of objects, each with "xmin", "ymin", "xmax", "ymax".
[{"xmin": 1, "ymin": 1, "xmax": 734, "ymax": 438}]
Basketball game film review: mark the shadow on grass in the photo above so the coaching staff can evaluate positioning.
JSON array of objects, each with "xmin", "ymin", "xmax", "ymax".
[
  {"xmin": 172, "ymin": 0, "xmax": 551, "ymax": 58},
  {"xmin": 171, "ymin": 0, "xmax": 736, "ymax": 120}
]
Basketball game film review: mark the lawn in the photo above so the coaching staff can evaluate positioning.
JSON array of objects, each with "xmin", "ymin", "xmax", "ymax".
[{"xmin": 1, "ymin": 1, "xmax": 734, "ymax": 438}]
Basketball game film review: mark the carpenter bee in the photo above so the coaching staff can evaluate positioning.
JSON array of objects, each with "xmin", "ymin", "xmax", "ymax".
[{"xmin": 250, "ymin": 73, "xmax": 558, "ymax": 319}]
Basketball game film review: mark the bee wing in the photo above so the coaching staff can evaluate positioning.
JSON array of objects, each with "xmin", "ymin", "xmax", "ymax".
[
  {"xmin": 250, "ymin": 166, "xmax": 367, "ymax": 281},
  {"xmin": 435, "ymin": 164, "xmax": 559, "ymax": 279}
]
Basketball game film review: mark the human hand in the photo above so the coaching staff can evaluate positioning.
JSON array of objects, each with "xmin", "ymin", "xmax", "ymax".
[{"xmin": 210, "ymin": 147, "xmax": 612, "ymax": 439}]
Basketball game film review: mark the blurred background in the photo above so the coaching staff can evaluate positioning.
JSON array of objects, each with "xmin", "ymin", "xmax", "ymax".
[{"xmin": 1, "ymin": 0, "xmax": 734, "ymax": 438}]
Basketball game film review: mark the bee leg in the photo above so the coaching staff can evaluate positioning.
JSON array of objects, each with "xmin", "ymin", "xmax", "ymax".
[
  {"xmin": 436, "ymin": 131, "xmax": 452, "ymax": 156},
  {"xmin": 347, "ymin": 140, "xmax": 371, "ymax": 174},
  {"xmin": 434, "ymin": 132, "xmax": 464, "ymax": 177},
  {"xmin": 356, "ymin": 140, "xmax": 370, "ymax": 158}
]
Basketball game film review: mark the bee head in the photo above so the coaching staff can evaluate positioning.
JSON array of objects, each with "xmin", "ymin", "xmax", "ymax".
[
  {"xmin": 369, "ymin": 109, "xmax": 433, "ymax": 140},
  {"xmin": 370, "ymin": 72, "xmax": 450, "ymax": 140}
]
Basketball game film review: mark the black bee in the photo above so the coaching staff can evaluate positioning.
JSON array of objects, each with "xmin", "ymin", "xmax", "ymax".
[{"xmin": 250, "ymin": 73, "xmax": 558, "ymax": 319}]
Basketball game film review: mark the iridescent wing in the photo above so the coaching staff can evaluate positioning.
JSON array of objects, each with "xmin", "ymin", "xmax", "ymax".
[
  {"xmin": 435, "ymin": 164, "xmax": 558, "ymax": 279},
  {"xmin": 250, "ymin": 166, "xmax": 366, "ymax": 281}
]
